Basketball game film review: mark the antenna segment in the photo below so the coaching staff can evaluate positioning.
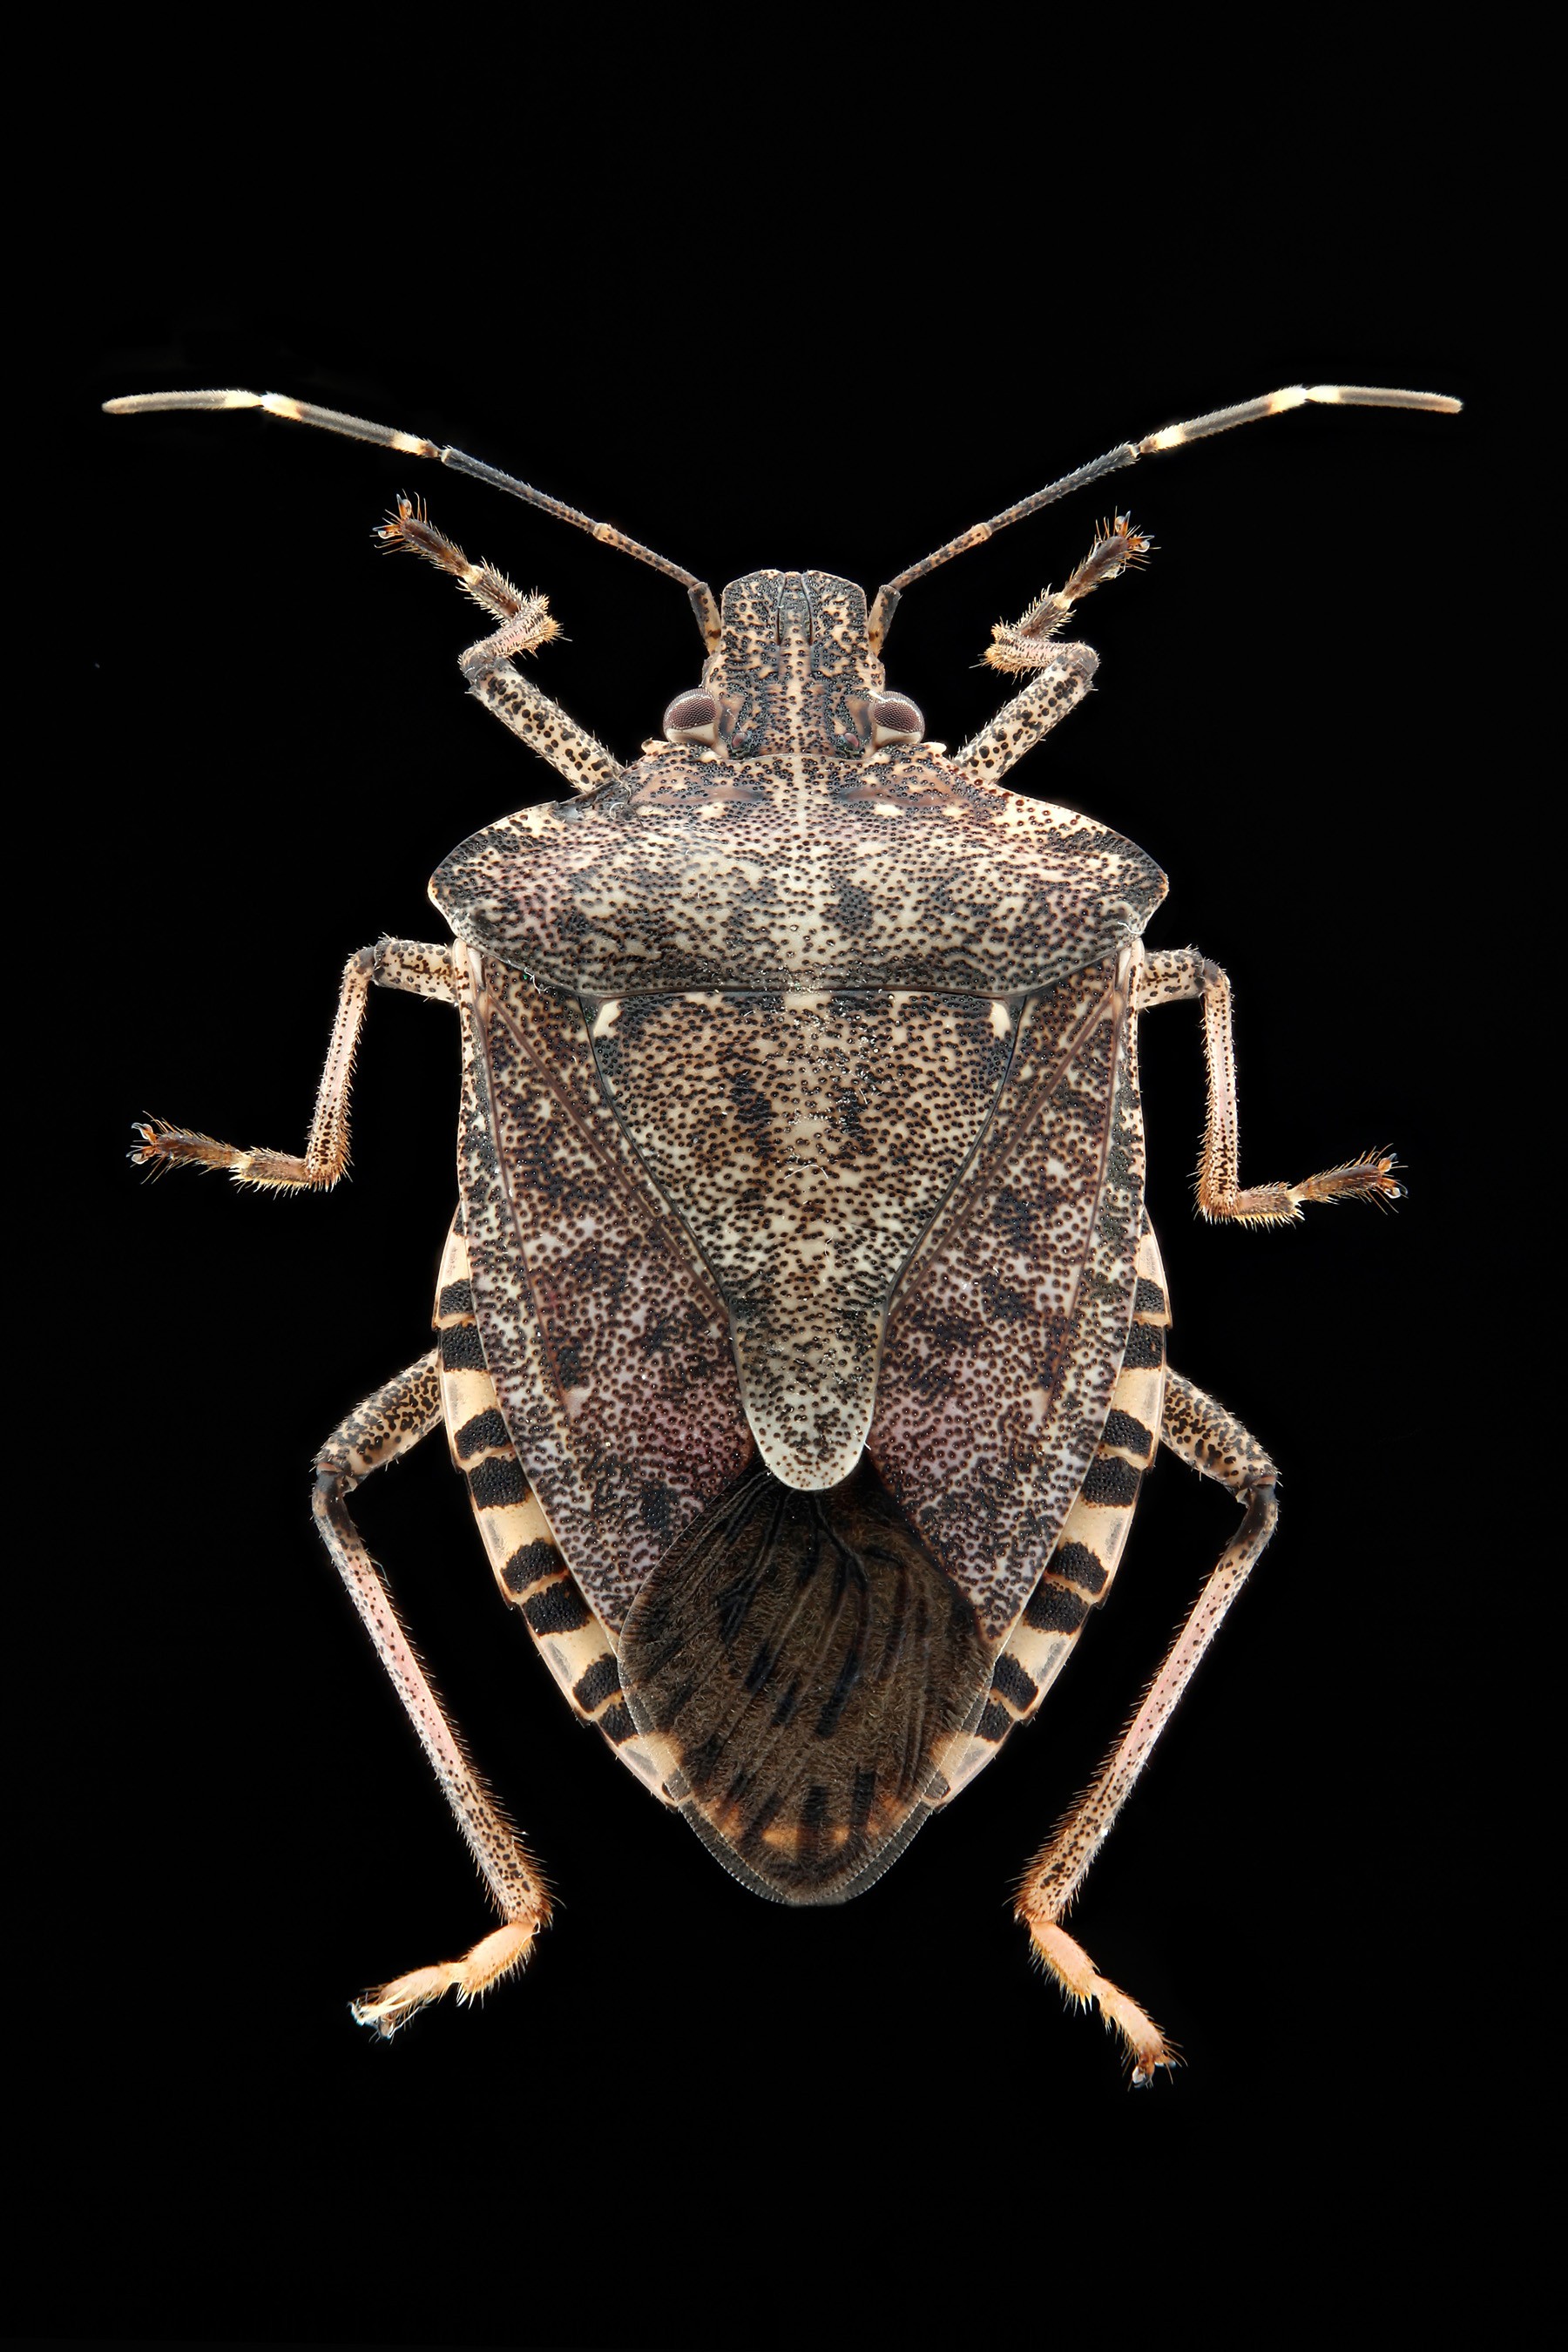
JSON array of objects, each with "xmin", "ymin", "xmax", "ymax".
[
  {"xmin": 104, "ymin": 386, "xmax": 721, "ymax": 641},
  {"xmin": 866, "ymin": 382, "xmax": 1460, "ymax": 645}
]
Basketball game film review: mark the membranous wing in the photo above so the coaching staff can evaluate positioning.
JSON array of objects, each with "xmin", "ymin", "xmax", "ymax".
[{"xmin": 618, "ymin": 1456, "xmax": 993, "ymax": 1903}]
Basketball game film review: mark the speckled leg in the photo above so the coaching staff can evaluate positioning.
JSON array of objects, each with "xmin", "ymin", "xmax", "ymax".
[
  {"xmin": 956, "ymin": 517, "xmax": 1149, "ymax": 787},
  {"xmin": 313, "ymin": 1352, "xmax": 551, "ymax": 2035},
  {"xmin": 463, "ymin": 657, "xmax": 623, "ymax": 798},
  {"xmin": 379, "ymin": 495, "xmax": 623, "ymax": 799},
  {"xmin": 1136, "ymin": 949, "xmax": 1404, "ymax": 1225},
  {"xmin": 956, "ymin": 643, "xmax": 1100, "ymax": 787},
  {"xmin": 1016, "ymin": 1369, "xmax": 1278, "ymax": 2084},
  {"xmin": 130, "ymin": 939, "xmax": 456, "ymax": 1189}
]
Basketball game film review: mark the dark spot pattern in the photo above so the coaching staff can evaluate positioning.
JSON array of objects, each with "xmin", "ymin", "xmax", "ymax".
[
  {"xmin": 455, "ymin": 1409, "xmax": 510, "ymax": 1461},
  {"xmin": 1101, "ymin": 1409, "xmax": 1154, "ymax": 1456},
  {"xmin": 439, "ymin": 1321, "xmax": 487, "ymax": 1372},
  {"xmin": 572, "ymin": 1654, "xmax": 622, "ymax": 1713},
  {"xmin": 990, "ymin": 1653, "xmax": 1040, "ymax": 1712},
  {"xmin": 1023, "ymin": 1578, "xmax": 1091, "ymax": 1632},
  {"xmin": 1079, "ymin": 1454, "xmax": 1143, "ymax": 1508},
  {"xmin": 1052, "ymin": 1542, "xmax": 1109, "ymax": 1597},
  {"xmin": 523, "ymin": 1578, "xmax": 592, "ymax": 1635},
  {"xmin": 502, "ymin": 1540, "xmax": 562, "ymax": 1598}
]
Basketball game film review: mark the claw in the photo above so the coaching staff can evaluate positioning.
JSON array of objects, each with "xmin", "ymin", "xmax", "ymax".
[
  {"xmin": 128, "ymin": 1115, "xmax": 227, "ymax": 1175},
  {"xmin": 349, "ymin": 1919, "xmax": 541, "ymax": 2037}
]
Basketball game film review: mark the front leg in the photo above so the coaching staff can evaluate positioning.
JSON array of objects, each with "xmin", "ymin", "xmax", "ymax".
[
  {"xmin": 381, "ymin": 498, "xmax": 622, "ymax": 799},
  {"xmin": 956, "ymin": 516, "xmax": 1149, "ymax": 787},
  {"xmin": 131, "ymin": 937, "xmax": 456, "ymax": 1190},
  {"xmin": 956, "ymin": 642, "xmax": 1099, "ymax": 787},
  {"xmin": 1135, "ymin": 949, "xmax": 1403, "ymax": 1225}
]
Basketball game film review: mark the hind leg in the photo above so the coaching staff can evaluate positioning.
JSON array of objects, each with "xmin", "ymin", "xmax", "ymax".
[
  {"xmin": 1015, "ymin": 1370, "xmax": 1278, "ymax": 2082},
  {"xmin": 313, "ymin": 1352, "xmax": 552, "ymax": 2035}
]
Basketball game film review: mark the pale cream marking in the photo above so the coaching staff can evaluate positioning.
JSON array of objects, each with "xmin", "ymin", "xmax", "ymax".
[
  {"xmin": 1010, "ymin": 1628, "xmax": 1072, "ymax": 1688},
  {"xmin": 591, "ymin": 1000, "xmax": 621, "ymax": 1040},
  {"xmin": 1114, "ymin": 1362, "xmax": 1166, "ymax": 1439}
]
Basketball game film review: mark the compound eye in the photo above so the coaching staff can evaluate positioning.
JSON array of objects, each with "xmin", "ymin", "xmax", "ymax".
[
  {"xmin": 868, "ymin": 692, "xmax": 924, "ymax": 748},
  {"xmin": 664, "ymin": 690, "xmax": 720, "ymax": 745}
]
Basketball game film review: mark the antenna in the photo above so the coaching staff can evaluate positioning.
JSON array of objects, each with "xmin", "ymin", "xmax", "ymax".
[
  {"xmin": 103, "ymin": 387, "xmax": 722, "ymax": 645},
  {"xmin": 866, "ymin": 382, "xmax": 1461, "ymax": 649}
]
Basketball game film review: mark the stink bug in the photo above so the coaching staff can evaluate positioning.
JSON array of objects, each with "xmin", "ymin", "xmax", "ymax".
[{"xmin": 112, "ymin": 378, "xmax": 1458, "ymax": 2080}]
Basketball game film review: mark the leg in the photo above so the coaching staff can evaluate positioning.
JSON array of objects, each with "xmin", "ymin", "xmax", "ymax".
[
  {"xmin": 313, "ymin": 1351, "xmax": 552, "ymax": 2034},
  {"xmin": 1136, "ymin": 948, "xmax": 1404, "ymax": 1225},
  {"xmin": 955, "ymin": 644, "xmax": 1098, "ymax": 787},
  {"xmin": 955, "ymin": 517, "xmax": 1150, "ymax": 787},
  {"xmin": 1016, "ymin": 1369, "xmax": 1278, "ymax": 2084},
  {"xmin": 380, "ymin": 497, "xmax": 623, "ymax": 799},
  {"xmin": 130, "ymin": 937, "xmax": 456, "ymax": 1190}
]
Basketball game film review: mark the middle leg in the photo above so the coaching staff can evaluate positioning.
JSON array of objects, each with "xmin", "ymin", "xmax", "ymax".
[
  {"xmin": 132, "ymin": 937, "xmax": 457, "ymax": 1190},
  {"xmin": 1136, "ymin": 948, "xmax": 1402, "ymax": 1224}
]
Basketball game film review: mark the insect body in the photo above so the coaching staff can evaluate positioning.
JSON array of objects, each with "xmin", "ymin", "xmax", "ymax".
[{"xmin": 114, "ymin": 379, "xmax": 1458, "ymax": 2080}]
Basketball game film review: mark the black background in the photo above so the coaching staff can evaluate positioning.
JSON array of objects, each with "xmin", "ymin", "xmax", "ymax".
[{"xmin": 28, "ymin": 40, "xmax": 1523, "ymax": 2351}]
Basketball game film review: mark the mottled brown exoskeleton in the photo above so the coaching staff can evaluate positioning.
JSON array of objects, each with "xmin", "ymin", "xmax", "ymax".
[{"xmin": 113, "ymin": 380, "xmax": 1458, "ymax": 2080}]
